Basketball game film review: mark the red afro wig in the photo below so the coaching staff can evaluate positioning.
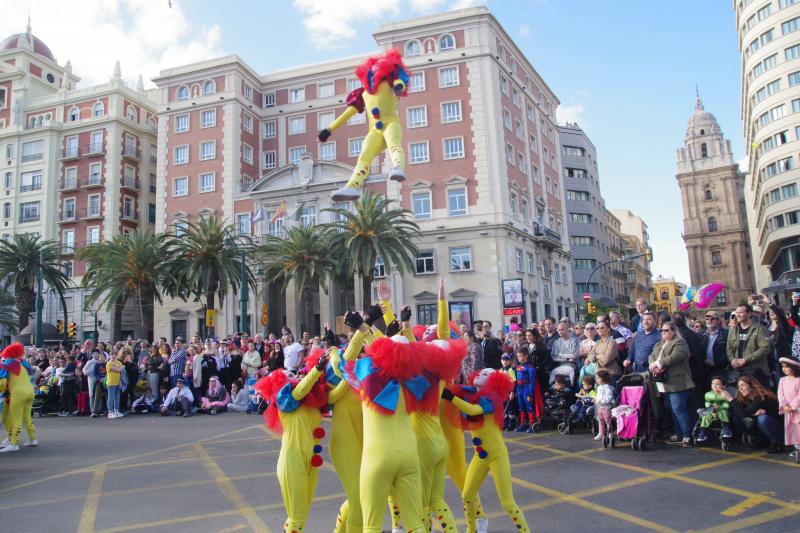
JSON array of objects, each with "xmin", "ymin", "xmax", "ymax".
[
  {"xmin": 355, "ymin": 48, "xmax": 410, "ymax": 96},
  {"xmin": 366, "ymin": 336, "xmax": 425, "ymax": 382},
  {"xmin": 1, "ymin": 342, "xmax": 25, "ymax": 360},
  {"xmin": 424, "ymin": 340, "xmax": 467, "ymax": 382}
]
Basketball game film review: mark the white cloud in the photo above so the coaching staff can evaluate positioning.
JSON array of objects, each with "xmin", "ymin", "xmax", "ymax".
[
  {"xmin": 518, "ymin": 24, "xmax": 530, "ymax": 38},
  {"xmin": 0, "ymin": 0, "xmax": 223, "ymax": 88},
  {"xmin": 557, "ymin": 103, "xmax": 584, "ymax": 125},
  {"xmin": 292, "ymin": 0, "xmax": 484, "ymax": 50}
]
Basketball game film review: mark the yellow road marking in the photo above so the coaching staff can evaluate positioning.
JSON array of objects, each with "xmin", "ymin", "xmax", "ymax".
[
  {"xmin": 720, "ymin": 495, "xmax": 768, "ymax": 517},
  {"xmin": 694, "ymin": 444, "xmax": 800, "ymax": 468},
  {"xmin": 77, "ymin": 464, "xmax": 107, "ymax": 533},
  {"xmin": 691, "ymin": 506, "xmax": 800, "ymax": 532},
  {"xmin": 219, "ymin": 525, "xmax": 248, "ymax": 533},
  {"xmin": 193, "ymin": 442, "xmax": 272, "ymax": 533}
]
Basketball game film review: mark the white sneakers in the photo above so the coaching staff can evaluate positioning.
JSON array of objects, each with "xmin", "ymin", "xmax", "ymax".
[
  {"xmin": 108, "ymin": 411, "xmax": 125, "ymax": 419},
  {"xmin": 330, "ymin": 186, "xmax": 362, "ymax": 202},
  {"xmin": 0, "ymin": 437, "xmax": 8, "ymax": 448},
  {"xmin": 0, "ymin": 438, "xmax": 37, "ymax": 451},
  {"xmin": 23, "ymin": 439, "xmax": 38, "ymax": 447},
  {"xmin": 0, "ymin": 443, "xmax": 19, "ymax": 453},
  {"xmin": 476, "ymin": 517, "xmax": 489, "ymax": 533},
  {"xmin": 594, "ymin": 433, "xmax": 603, "ymax": 441},
  {"xmin": 389, "ymin": 167, "xmax": 406, "ymax": 182}
]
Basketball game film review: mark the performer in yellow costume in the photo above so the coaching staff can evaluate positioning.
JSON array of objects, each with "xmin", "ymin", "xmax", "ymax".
[
  {"xmin": 254, "ymin": 350, "xmax": 329, "ymax": 533},
  {"xmin": 442, "ymin": 369, "xmax": 531, "ymax": 533},
  {"xmin": 0, "ymin": 342, "xmax": 37, "ymax": 452},
  {"xmin": 319, "ymin": 49, "xmax": 410, "ymax": 201}
]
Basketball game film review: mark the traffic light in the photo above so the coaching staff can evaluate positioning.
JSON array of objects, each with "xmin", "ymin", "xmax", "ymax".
[
  {"xmin": 645, "ymin": 247, "xmax": 653, "ymax": 262},
  {"xmin": 67, "ymin": 321, "xmax": 77, "ymax": 338},
  {"xmin": 586, "ymin": 302, "xmax": 595, "ymax": 315},
  {"xmin": 56, "ymin": 319, "xmax": 64, "ymax": 334}
]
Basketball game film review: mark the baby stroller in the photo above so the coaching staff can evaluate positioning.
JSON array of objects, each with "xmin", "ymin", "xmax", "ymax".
[
  {"xmin": 32, "ymin": 383, "xmax": 60, "ymax": 417},
  {"xmin": 540, "ymin": 388, "xmax": 573, "ymax": 431},
  {"xmin": 691, "ymin": 406, "xmax": 733, "ymax": 451},
  {"xmin": 606, "ymin": 373, "xmax": 652, "ymax": 450}
]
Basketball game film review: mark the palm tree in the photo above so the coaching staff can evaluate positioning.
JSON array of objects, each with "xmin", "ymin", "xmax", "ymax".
[
  {"xmin": 77, "ymin": 231, "xmax": 173, "ymax": 341},
  {"xmin": 257, "ymin": 224, "xmax": 335, "ymax": 335},
  {"xmin": 322, "ymin": 190, "xmax": 420, "ymax": 310},
  {"xmin": 0, "ymin": 233, "xmax": 70, "ymax": 331},
  {"xmin": 0, "ymin": 292, "xmax": 19, "ymax": 335},
  {"xmin": 167, "ymin": 215, "xmax": 255, "ymax": 337}
]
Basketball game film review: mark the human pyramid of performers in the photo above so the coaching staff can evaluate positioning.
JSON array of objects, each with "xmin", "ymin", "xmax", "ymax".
[{"xmin": 256, "ymin": 277, "xmax": 530, "ymax": 533}]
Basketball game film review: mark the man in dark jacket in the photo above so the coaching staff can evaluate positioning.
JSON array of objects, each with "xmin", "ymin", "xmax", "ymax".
[
  {"xmin": 480, "ymin": 328, "xmax": 503, "ymax": 370},
  {"xmin": 672, "ymin": 311, "xmax": 704, "ymax": 407},
  {"xmin": 700, "ymin": 310, "xmax": 728, "ymax": 388}
]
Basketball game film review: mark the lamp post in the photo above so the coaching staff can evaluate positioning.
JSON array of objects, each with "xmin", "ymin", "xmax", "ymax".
[
  {"xmin": 35, "ymin": 249, "xmax": 43, "ymax": 347},
  {"xmin": 239, "ymin": 249, "xmax": 249, "ymax": 335},
  {"xmin": 583, "ymin": 250, "xmax": 651, "ymax": 319}
]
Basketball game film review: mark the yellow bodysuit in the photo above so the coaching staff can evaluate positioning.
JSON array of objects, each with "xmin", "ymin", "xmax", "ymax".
[{"xmin": 0, "ymin": 356, "xmax": 36, "ymax": 448}]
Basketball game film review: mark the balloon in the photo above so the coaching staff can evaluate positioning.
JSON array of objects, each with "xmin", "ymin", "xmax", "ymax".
[{"xmin": 695, "ymin": 282, "xmax": 725, "ymax": 309}]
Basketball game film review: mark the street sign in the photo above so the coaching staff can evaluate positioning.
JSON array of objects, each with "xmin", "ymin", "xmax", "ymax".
[
  {"xmin": 583, "ymin": 293, "xmax": 591, "ymax": 301},
  {"xmin": 503, "ymin": 307, "xmax": 524, "ymax": 316},
  {"xmin": 205, "ymin": 309, "xmax": 216, "ymax": 328}
]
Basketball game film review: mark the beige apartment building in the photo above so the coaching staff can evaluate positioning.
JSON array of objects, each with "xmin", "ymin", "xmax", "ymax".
[
  {"xmin": 151, "ymin": 7, "xmax": 575, "ymax": 339},
  {"xmin": 675, "ymin": 95, "xmax": 755, "ymax": 313},
  {"xmin": 0, "ymin": 24, "xmax": 158, "ymax": 342},
  {"xmin": 734, "ymin": 0, "xmax": 800, "ymax": 304}
]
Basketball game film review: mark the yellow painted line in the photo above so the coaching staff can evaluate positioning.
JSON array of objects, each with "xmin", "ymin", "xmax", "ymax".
[
  {"xmin": 219, "ymin": 525, "xmax": 248, "ymax": 533},
  {"xmin": 691, "ymin": 506, "xmax": 800, "ymax": 533},
  {"xmin": 95, "ymin": 491, "xmax": 346, "ymax": 533},
  {"xmin": 694, "ymin": 444, "xmax": 800, "ymax": 468},
  {"xmin": 193, "ymin": 442, "xmax": 272, "ymax": 533},
  {"xmin": 105, "ymin": 447, "xmax": 280, "ymax": 472},
  {"xmin": 77, "ymin": 464, "xmax": 107, "ymax": 533},
  {"xmin": 720, "ymin": 495, "xmax": 768, "ymax": 517}
]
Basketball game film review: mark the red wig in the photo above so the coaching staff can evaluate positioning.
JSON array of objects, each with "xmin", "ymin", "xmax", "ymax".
[
  {"xmin": 254, "ymin": 367, "xmax": 328, "ymax": 435},
  {"xmin": 1, "ymin": 342, "xmax": 25, "ymax": 360},
  {"xmin": 355, "ymin": 48, "xmax": 410, "ymax": 95},
  {"xmin": 445, "ymin": 370, "xmax": 513, "ymax": 431},
  {"xmin": 366, "ymin": 337, "xmax": 425, "ymax": 382},
  {"xmin": 424, "ymin": 340, "xmax": 466, "ymax": 383}
]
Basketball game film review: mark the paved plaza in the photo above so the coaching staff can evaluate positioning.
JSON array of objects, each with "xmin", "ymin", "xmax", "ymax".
[{"xmin": 1, "ymin": 414, "xmax": 798, "ymax": 532}]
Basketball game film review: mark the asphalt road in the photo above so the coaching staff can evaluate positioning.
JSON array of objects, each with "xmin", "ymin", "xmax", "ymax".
[{"xmin": 1, "ymin": 413, "xmax": 798, "ymax": 533}]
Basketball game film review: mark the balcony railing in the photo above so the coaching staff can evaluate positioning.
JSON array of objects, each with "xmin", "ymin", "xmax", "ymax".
[
  {"xmin": 84, "ymin": 143, "xmax": 105, "ymax": 156},
  {"xmin": 80, "ymin": 208, "xmax": 103, "ymax": 220},
  {"xmin": 19, "ymin": 183, "xmax": 42, "ymax": 193},
  {"xmin": 121, "ymin": 209, "xmax": 139, "ymax": 221},
  {"xmin": 18, "ymin": 216, "xmax": 40, "ymax": 224},
  {"xmin": 122, "ymin": 146, "xmax": 141, "ymax": 161},
  {"xmin": 121, "ymin": 177, "xmax": 140, "ymax": 190},
  {"xmin": 59, "ymin": 177, "xmax": 78, "ymax": 190},
  {"xmin": 149, "ymin": 154, "xmax": 157, "ymax": 164},
  {"xmin": 21, "ymin": 153, "xmax": 43, "ymax": 163},
  {"xmin": 533, "ymin": 222, "xmax": 562, "ymax": 249},
  {"xmin": 60, "ymin": 147, "xmax": 80, "ymax": 160},
  {"xmin": 84, "ymin": 174, "xmax": 103, "ymax": 187},
  {"xmin": 61, "ymin": 243, "xmax": 76, "ymax": 255},
  {"xmin": 58, "ymin": 211, "xmax": 77, "ymax": 222}
]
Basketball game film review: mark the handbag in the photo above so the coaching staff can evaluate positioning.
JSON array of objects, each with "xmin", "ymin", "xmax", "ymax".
[{"xmin": 649, "ymin": 345, "xmax": 668, "ymax": 383}]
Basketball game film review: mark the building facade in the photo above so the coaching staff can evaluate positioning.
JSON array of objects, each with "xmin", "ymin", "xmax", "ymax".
[
  {"xmin": 651, "ymin": 275, "xmax": 687, "ymax": 315},
  {"xmin": 605, "ymin": 208, "xmax": 630, "ymax": 309},
  {"xmin": 734, "ymin": 0, "xmax": 800, "ymax": 304},
  {"xmin": 559, "ymin": 123, "xmax": 619, "ymax": 310},
  {"xmin": 0, "ymin": 24, "xmax": 158, "ymax": 342},
  {"xmin": 675, "ymin": 95, "xmax": 755, "ymax": 313},
  {"xmin": 152, "ymin": 7, "xmax": 575, "ymax": 339},
  {"xmin": 611, "ymin": 208, "xmax": 654, "ymax": 311}
]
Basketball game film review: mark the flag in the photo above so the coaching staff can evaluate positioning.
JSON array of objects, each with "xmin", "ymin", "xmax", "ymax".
[
  {"xmin": 252, "ymin": 205, "xmax": 265, "ymax": 224},
  {"xmin": 291, "ymin": 201, "xmax": 306, "ymax": 221},
  {"xmin": 270, "ymin": 200, "xmax": 287, "ymax": 223}
]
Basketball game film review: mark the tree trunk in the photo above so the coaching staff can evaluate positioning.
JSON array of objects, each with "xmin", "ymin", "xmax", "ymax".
[
  {"xmin": 15, "ymin": 286, "xmax": 34, "ymax": 332},
  {"xmin": 299, "ymin": 285, "xmax": 317, "ymax": 337},
  {"xmin": 206, "ymin": 291, "xmax": 216, "ymax": 338},
  {"xmin": 112, "ymin": 295, "xmax": 124, "ymax": 341},
  {"xmin": 137, "ymin": 285, "xmax": 155, "ymax": 341},
  {"xmin": 361, "ymin": 272, "xmax": 373, "ymax": 311}
]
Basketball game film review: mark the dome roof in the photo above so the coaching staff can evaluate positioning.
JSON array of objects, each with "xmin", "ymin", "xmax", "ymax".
[
  {"xmin": 0, "ymin": 27, "xmax": 55, "ymax": 62},
  {"xmin": 685, "ymin": 95, "xmax": 721, "ymax": 138}
]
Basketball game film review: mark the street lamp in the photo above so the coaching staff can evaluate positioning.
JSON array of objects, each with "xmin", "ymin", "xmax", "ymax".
[{"xmin": 240, "ymin": 248, "xmax": 249, "ymax": 335}]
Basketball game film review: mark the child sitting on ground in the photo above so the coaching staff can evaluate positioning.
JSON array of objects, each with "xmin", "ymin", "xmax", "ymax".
[
  {"xmin": 594, "ymin": 370, "xmax": 614, "ymax": 442},
  {"xmin": 499, "ymin": 353, "xmax": 518, "ymax": 430},
  {"xmin": 131, "ymin": 387, "xmax": 158, "ymax": 413},
  {"xmin": 697, "ymin": 376, "xmax": 732, "ymax": 442},
  {"xmin": 571, "ymin": 375, "xmax": 596, "ymax": 421}
]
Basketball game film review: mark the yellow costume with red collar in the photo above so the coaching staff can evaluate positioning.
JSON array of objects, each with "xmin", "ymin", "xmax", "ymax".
[
  {"xmin": 0, "ymin": 343, "xmax": 36, "ymax": 451},
  {"xmin": 443, "ymin": 370, "xmax": 531, "ymax": 533}
]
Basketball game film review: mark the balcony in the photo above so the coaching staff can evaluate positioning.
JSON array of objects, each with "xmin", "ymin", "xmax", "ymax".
[
  {"xmin": 84, "ymin": 143, "xmax": 105, "ymax": 157},
  {"xmin": 60, "ymin": 147, "xmax": 81, "ymax": 161},
  {"xmin": 58, "ymin": 211, "xmax": 77, "ymax": 223},
  {"xmin": 120, "ymin": 177, "xmax": 140, "ymax": 191},
  {"xmin": 19, "ymin": 183, "xmax": 42, "ymax": 193},
  {"xmin": 121, "ymin": 209, "xmax": 139, "ymax": 222},
  {"xmin": 18, "ymin": 215, "xmax": 40, "ymax": 224},
  {"xmin": 83, "ymin": 174, "xmax": 103, "ymax": 188},
  {"xmin": 81, "ymin": 208, "xmax": 103, "ymax": 220},
  {"xmin": 533, "ymin": 222, "xmax": 562, "ymax": 249},
  {"xmin": 21, "ymin": 153, "xmax": 43, "ymax": 163},
  {"xmin": 61, "ymin": 243, "xmax": 76, "ymax": 255},
  {"xmin": 59, "ymin": 177, "xmax": 78, "ymax": 191},
  {"xmin": 122, "ymin": 146, "xmax": 141, "ymax": 161}
]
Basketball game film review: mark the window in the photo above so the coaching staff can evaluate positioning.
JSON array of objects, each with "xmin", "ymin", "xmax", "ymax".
[
  {"xmin": 407, "ymin": 106, "xmax": 428, "ymax": 128},
  {"xmin": 348, "ymin": 138, "xmax": 363, "ymax": 157},
  {"xmin": 440, "ymin": 101, "xmax": 462, "ymax": 123},
  {"xmin": 789, "ymin": 71, "xmax": 800, "ymax": 86},
  {"xmin": 515, "ymin": 248, "xmax": 524, "ymax": 272},
  {"xmin": 783, "ymin": 183, "xmax": 798, "ymax": 198},
  {"xmin": 527, "ymin": 252, "xmax": 535, "ymax": 274},
  {"xmin": 522, "ymin": 198, "xmax": 529, "ymax": 219},
  {"xmin": 406, "ymin": 40, "xmax": 421, "ymax": 57},
  {"xmin": 410, "ymin": 71, "xmax": 425, "ymax": 92},
  {"xmin": 3, "ymin": 171, "xmax": 11, "ymax": 189},
  {"xmin": 417, "ymin": 303, "xmax": 438, "ymax": 325},
  {"xmin": 443, "ymin": 137, "xmax": 464, "ymax": 159},
  {"xmin": 126, "ymin": 105, "xmax": 137, "ymax": 122},
  {"xmin": 173, "ymin": 177, "xmax": 188, "ymax": 197},
  {"xmin": 568, "ymin": 212, "xmax": 592, "ymax": 223},
  {"xmin": 347, "ymin": 78, "xmax": 361, "ymax": 92},
  {"xmin": 518, "ymin": 153, "xmax": 526, "ymax": 171},
  {"xmin": 503, "ymin": 108, "xmax": 512, "ymax": 130},
  {"xmin": 781, "ymin": 0, "xmax": 798, "ymax": 7},
  {"xmin": 19, "ymin": 201, "xmax": 39, "ymax": 223},
  {"xmin": 93, "ymin": 102, "xmax": 104, "ymax": 117},
  {"xmin": 122, "ymin": 196, "xmax": 135, "ymax": 219},
  {"xmin": 319, "ymin": 142, "xmax": 336, "ymax": 161},
  {"xmin": 175, "ymin": 114, "xmax": 189, "ymax": 132},
  {"xmin": 20, "ymin": 170, "xmax": 42, "ymax": 192},
  {"xmin": 707, "ymin": 216, "xmax": 718, "ymax": 232},
  {"xmin": 566, "ymin": 190, "xmax": 590, "ymax": 201},
  {"xmin": 298, "ymin": 205, "xmax": 316, "ymax": 226},
  {"xmin": 515, "ymin": 120, "xmax": 524, "ymax": 139},
  {"xmin": 318, "ymin": 82, "xmax": 334, "ymax": 98},
  {"xmin": 243, "ymin": 143, "xmax": 253, "ymax": 164},
  {"xmin": 2, "ymin": 202, "xmax": 10, "ymax": 220},
  {"xmin": 506, "ymin": 144, "xmax": 515, "ymax": 164},
  {"xmin": 705, "ymin": 188, "xmax": 713, "ymax": 200},
  {"xmin": 439, "ymin": 66, "xmax": 459, "ymax": 88},
  {"xmin": 289, "ymin": 147, "xmax": 305, "ymax": 164},
  {"xmin": 174, "ymin": 145, "xmax": 189, "ymax": 165},
  {"xmin": 176, "ymin": 86, "xmax": 189, "ymax": 100},
  {"xmin": 236, "ymin": 213, "xmax": 251, "ymax": 235},
  {"xmin": 243, "ymin": 85, "xmax": 253, "ymax": 101},
  {"xmin": 200, "ymin": 80, "xmax": 216, "ymax": 96},
  {"xmin": 415, "ymin": 251, "xmax": 435, "ymax": 274},
  {"xmin": 563, "ymin": 146, "xmax": 585, "ymax": 157},
  {"xmin": 199, "ymin": 172, "xmax": 215, "ymax": 193},
  {"xmin": 263, "ymin": 120, "xmax": 276, "ymax": 139},
  {"xmin": 412, "ymin": 191, "xmax": 432, "ymax": 220},
  {"xmin": 574, "ymin": 259, "xmax": 595, "ymax": 270},
  {"xmin": 711, "ymin": 250, "xmax": 722, "ymax": 266},
  {"xmin": 783, "ymin": 16, "xmax": 800, "ymax": 34},
  {"xmin": 87, "ymin": 195, "xmax": 102, "ymax": 217},
  {"xmin": 767, "ymin": 79, "xmax": 782, "ymax": 96},
  {"xmin": 787, "ymin": 44, "xmax": 800, "ymax": 60},
  {"xmin": 263, "ymin": 150, "xmax": 276, "ymax": 169},
  {"xmin": 701, "ymin": 143, "xmax": 708, "ymax": 158},
  {"xmin": 21, "ymin": 140, "xmax": 43, "ymax": 162},
  {"xmin": 447, "ymin": 187, "xmax": 467, "ymax": 216},
  {"xmin": 5, "ymin": 144, "xmax": 13, "ymax": 159},
  {"xmin": 450, "ymin": 247, "xmax": 472, "ymax": 271},
  {"xmin": 85, "ymin": 226, "xmax": 99, "ymax": 245},
  {"xmin": 263, "ymin": 92, "xmax": 276, "ymax": 109},
  {"xmin": 566, "ymin": 167, "xmax": 587, "ymax": 178},
  {"xmin": 347, "ymin": 111, "xmax": 366, "ymax": 126},
  {"xmin": 409, "ymin": 141, "xmax": 430, "ymax": 164},
  {"xmin": 439, "ymin": 34, "xmax": 455, "ymax": 50},
  {"xmin": 69, "ymin": 107, "xmax": 79, "ymax": 121},
  {"xmin": 289, "ymin": 116, "xmax": 306, "ymax": 135},
  {"xmin": 200, "ymin": 141, "xmax": 216, "ymax": 161},
  {"xmin": 289, "ymin": 87, "xmax": 305, "ymax": 103},
  {"xmin": 500, "ymin": 76, "xmax": 509, "ymax": 96},
  {"xmin": 510, "ymin": 191, "xmax": 518, "ymax": 214},
  {"xmin": 89, "ymin": 131, "xmax": 103, "ymax": 153},
  {"xmin": 243, "ymin": 113, "xmax": 253, "ymax": 133},
  {"xmin": 63, "ymin": 198, "xmax": 76, "ymax": 220},
  {"xmin": 512, "ymin": 88, "xmax": 521, "ymax": 107},
  {"xmin": 570, "ymin": 236, "xmax": 593, "ymax": 246}
]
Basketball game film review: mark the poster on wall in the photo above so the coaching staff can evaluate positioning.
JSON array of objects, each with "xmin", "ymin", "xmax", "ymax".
[{"xmin": 502, "ymin": 278, "xmax": 524, "ymax": 308}]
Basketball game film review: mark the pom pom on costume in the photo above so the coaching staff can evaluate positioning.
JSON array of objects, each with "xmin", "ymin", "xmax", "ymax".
[{"xmin": 313, "ymin": 427, "xmax": 326, "ymax": 439}]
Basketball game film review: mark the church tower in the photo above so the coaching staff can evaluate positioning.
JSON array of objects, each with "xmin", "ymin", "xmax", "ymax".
[{"xmin": 675, "ymin": 94, "xmax": 755, "ymax": 312}]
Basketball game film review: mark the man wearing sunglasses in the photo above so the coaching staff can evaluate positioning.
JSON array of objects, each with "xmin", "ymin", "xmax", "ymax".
[{"xmin": 700, "ymin": 311, "xmax": 728, "ymax": 388}]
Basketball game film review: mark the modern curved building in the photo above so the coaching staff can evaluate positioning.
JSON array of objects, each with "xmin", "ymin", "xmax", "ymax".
[{"xmin": 735, "ymin": 0, "xmax": 800, "ymax": 302}]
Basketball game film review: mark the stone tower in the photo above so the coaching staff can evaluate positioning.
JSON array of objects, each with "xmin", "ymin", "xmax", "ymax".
[{"xmin": 675, "ymin": 95, "xmax": 754, "ymax": 312}]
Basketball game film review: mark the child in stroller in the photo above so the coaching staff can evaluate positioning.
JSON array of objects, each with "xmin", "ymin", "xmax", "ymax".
[
  {"xmin": 542, "ymin": 374, "xmax": 573, "ymax": 431},
  {"xmin": 693, "ymin": 376, "xmax": 733, "ymax": 450},
  {"xmin": 563, "ymin": 375, "xmax": 597, "ymax": 435}
]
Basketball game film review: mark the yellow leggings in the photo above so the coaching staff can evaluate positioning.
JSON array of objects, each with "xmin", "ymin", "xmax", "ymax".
[
  {"xmin": 330, "ymin": 394, "xmax": 363, "ymax": 533},
  {"xmin": 5, "ymin": 394, "xmax": 35, "ymax": 446},
  {"xmin": 463, "ymin": 451, "xmax": 530, "ymax": 533},
  {"xmin": 346, "ymin": 121, "xmax": 404, "ymax": 190},
  {"xmin": 441, "ymin": 409, "xmax": 485, "ymax": 520}
]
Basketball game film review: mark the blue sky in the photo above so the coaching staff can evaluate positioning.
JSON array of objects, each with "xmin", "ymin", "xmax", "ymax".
[
  {"xmin": 181, "ymin": 0, "xmax": 742, "ymax": 285},
  {"xmin": 8, "ymin": 0, "xmax": 744, "ymax": 285}
]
